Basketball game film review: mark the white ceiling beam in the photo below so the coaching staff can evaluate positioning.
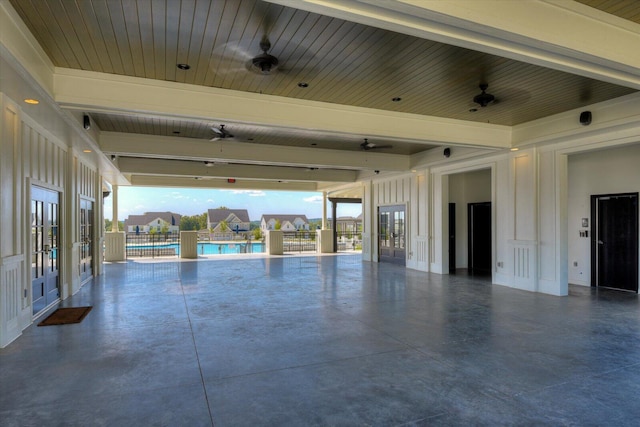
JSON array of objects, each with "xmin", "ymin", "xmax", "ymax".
[
  {"xmin": 128, "ymin": 175, "xmax": 318, "ymax": 192},
  {"xmin": 268, "ymin": 0, "xmax": 640, "ymax": 90},
  {"xmin": 100, "ymin": 132, "xmax": 409, "ymax": 171},
  {"xmin": 54, "ymin": 68, "xmax": 511, "ymax": 149},
  {"xmin": 117, "ymin": 157, "xmax": 357, "ymax": 183}
]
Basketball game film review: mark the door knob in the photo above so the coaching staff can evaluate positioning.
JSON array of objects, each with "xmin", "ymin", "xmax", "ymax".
[{"xmin": 43, "ymin": 244, "xmax": 51, "ymax": 253}]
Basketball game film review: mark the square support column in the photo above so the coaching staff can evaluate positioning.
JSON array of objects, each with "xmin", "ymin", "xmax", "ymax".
[
  {"xmin": 267, "ymin": 230, "xmax": 283, "ymax": 255},
  {"xmin": 180, "ymin": 231, "xmax": 198, "ymax": 259},
  {"xmin": 316, "ymin": 229, "xmax": 334, "ymax": 253},
  {"xmin": 104, "ymin": 232, "xmax": 125, "ymax": 261}
]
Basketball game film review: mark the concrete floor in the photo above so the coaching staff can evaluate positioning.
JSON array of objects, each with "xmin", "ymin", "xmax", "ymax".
[{"xmin": 2, "ymin": 253, "xmax": 640, "ymax": 426}]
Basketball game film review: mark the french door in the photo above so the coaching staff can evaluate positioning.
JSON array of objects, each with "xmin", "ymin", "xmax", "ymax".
[
  {"xmin": 31, "ymin": 186, "xmax": 61, "ymax": 316},
  {"xmin": 79, "ymin": 198, "xmax": 94, "ymax": 282},
  {"xmin": 379, "ymin": 205, "xmax": 406, "ymax": 265}
]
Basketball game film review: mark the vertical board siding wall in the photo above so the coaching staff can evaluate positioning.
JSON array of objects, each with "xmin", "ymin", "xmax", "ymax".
[
  {"xmin": 1, "ymin": 94, "xmax": 72, "ymax": 347},
  {"xmin": 77, "ymin": 162, "xmax": 96, "ymax": 199},
  {"xmin": 0, "ymin": 97, "xmax": 23, "ymax": 347},
  {"xmin": 508, "ymin": 150, "xmax": 539, "ymax": 292},
  {"xmin": 371, "ymin": 174, "xmax": 429, "ymax": 271}
]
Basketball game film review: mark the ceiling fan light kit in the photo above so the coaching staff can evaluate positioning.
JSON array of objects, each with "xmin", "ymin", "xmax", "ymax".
[
  {"xmin": 248, "ymin": 35, "xmax": 279, "ymax": 75},
  {"xmin": 211, "ymin": 124, "xmax": 234, "ymax": 140},
  {"xmin": 473, "ymin": 83, "xmax": 495, "ymax": 107},
  {"xmin": 360, "ymin": 138, "xmax": 392, "ymax": 151}
]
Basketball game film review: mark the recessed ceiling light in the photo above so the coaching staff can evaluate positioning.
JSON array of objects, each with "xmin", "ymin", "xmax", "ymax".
[
  {"xmin": 392, "ymin": 97, "xmax": 402, "ymax": 102},
  {"xmin": 298, "ymin": 82, "xmax": 309, "ymax": 88},
  {"xmin": 83, "ymin": 149, "xmax": 92, "ymax": 153},
  {"xmin": 177, "ymin": 63, "xmax": 191, "ymax": 70},
  {"xmin": 510, "ymin": 148, "xmax": 519, "ymax": 151},
  {"xmin": 24, "ymin": 98, "xmax": 39, "ymax": 104}
]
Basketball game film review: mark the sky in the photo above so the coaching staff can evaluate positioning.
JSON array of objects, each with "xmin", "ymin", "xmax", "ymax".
[{"xmin": 104, "ymin": 187, "xmax": 362, "ymax": 222}]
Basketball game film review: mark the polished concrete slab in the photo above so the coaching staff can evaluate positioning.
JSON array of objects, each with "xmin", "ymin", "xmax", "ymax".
[{"xmin": 2, "ymin": 254, "xmax": 640, "ymax": 426}]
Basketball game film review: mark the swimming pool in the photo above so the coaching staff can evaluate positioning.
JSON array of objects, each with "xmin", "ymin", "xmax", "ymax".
[{"xmin": 126, "ymin": 242, "xmax": 265, "ymax": 256}]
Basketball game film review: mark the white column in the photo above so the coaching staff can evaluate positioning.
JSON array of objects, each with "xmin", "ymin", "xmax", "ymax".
[
  {"xmin": 322, "ymin": 191, "xmax": 327, "ymax": 230},
  {"xmin": 316, "ymin": 229, "xmax": 334, "ymax": 253},
  {"xmin": 112, "ymin": 185, "xmax": 118, "ymax": 232},
  {"xmin": 180, "ymin": 231, "xmax": 198, "ymax": 259},
  {"xmin": 266, "ymin": 230, "xmax": 283, "ymax": 255}
]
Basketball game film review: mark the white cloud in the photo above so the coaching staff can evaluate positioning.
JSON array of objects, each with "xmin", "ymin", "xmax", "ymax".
[
  {"xmin": 165, "ymin": 191, "xmax": 186, "ymax": 199},
  {"xmin": 304, "ymin": 195, "xmax": 323, "ymax": 204},
  {"xmin": 223, "ymin": 190, "xmax": 266, "ymax": 197},
  {"xmin": 207, "ymin": 199, "xmax": 214, "ymax": 203}
]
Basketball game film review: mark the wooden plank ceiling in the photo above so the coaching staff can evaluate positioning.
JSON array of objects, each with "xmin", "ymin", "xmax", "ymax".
[
  {"xmin": 7, "ymin": 0, "xmax": 639, "ymax": 185},
  {"xmin": 575, "ymin": 0, "xmax": 640, "ymax": 23},
  {"xmin": 10, "ymin": 0, "xmax": 636, "ymax": 131}
]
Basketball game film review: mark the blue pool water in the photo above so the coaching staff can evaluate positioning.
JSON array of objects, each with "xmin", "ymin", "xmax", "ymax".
[{"xmin": 127, "ymin": 242, "xmax": 265, "ymax": 255}]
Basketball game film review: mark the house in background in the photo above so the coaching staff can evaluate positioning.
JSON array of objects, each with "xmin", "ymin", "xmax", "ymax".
[
  {"xmin": 123, "ymin": 212, "xmax": 181, "ymax": 234},
  {"xmin": 328, "ymin": 214, "xmax": 362, "ymax": 235},
  {"xmin": 261, "ymin": 215, "xmax": 310, "ymax": 232},
  {"xmin": 207, "ymin": 209, "xmax": 250, "ymax": 239}
]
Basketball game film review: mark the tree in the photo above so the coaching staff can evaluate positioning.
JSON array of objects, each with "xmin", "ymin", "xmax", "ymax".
[
  {"xmin": 104, "ymin": 219, "xmax": 123, "ymax": 231},
  {"xmin": 180, "ymin": 215, "xmax": 200, "ymax": 231},
  {"xmin": 217, "ymin": 206, "xmax": 228, "ymax": 210},
  {"xmin": 197, "ymin": 212, "xmax": 208, "ymax": 230},
  {"xmin": 160, "ymin": 224, "xmax": 169, "ymax": 234},
  {"xmin": 274, "ymin": 219, "xmax": 281, "ymax": 230},
  {"xmin": 219, "ymin": 220, "xmax": 229, "ymax": 232},
  {"xmin": 252, "ymin": 228, "xmax": 263, "ymax": 240}
]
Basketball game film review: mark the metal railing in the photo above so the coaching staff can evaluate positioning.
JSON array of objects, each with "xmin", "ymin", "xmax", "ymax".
[
  {"xmin": 126, "ymin": 233, "xmax": 180, "ymax": 258},
  {"xmin": 282, "ymin": 231, "xmax": 317, "ymax": 252},
  {"xmin": 336, "ymin": 231, "xmax": 362, "ymax": 251}
]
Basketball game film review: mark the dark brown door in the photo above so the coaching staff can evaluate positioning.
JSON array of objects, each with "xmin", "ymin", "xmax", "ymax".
[
  {"xmin": 379, "ymin": 205, "xmax": 405, "ymax": 265},
  {"xmin": 449, "ymin": 203, "xmax": 456, "ymax": 272},
  {"xmin": 591, "ymin": 193, "xmax": 638, "ymax": 292},
  {"xmin": 468, "ymin": 202, "xmax": 491, "ymax": 273}
]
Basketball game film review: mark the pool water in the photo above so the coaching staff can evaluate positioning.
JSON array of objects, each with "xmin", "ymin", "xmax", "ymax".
[
  {"xmin": 195, "ymin": 242, "xmax": 265, "ymax": 255},
  {"xmin": 127, "ymin": 242, "xmax": 265, "ymax": 255}
]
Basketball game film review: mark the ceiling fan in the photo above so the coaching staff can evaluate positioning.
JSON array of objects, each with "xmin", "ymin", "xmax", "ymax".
[
  {"xmin": 248, "ymin": 35, "xmax": 279, "ymax": 75},
  {"xmin": 210, "ymin": 124, "xmax": 234, "ymax": 141},
  {"xmin": 360, "ymin": 138, "xmax": 393, "ymax": 151},
  {"xmin": 473, "ymin": 83, "xmax": 496, "ymax": 107}
]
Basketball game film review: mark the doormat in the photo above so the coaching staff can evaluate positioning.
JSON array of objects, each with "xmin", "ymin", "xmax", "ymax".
[{"xmin": 38, "ymin": 306, "xmax": 92, "ymax": 326}]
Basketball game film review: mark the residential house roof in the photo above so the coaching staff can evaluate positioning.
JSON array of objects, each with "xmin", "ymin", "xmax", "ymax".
[
  {"xmin": 124, "ymin": 212, "xmax": 182, "ymax": 228},
  {"xmin": 208, "ymin": 209, "xmax": 250, "ymax": 224},
  {"xmin": 261, "ymin": 214, "xmax": 309, "ymax": 223}
]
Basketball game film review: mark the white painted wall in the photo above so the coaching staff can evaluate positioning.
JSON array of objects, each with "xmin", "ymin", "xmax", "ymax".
[
  {"xmin": 0, "ymin": 53, "xmax": 105, "ymax": 347},
  {"xmin": 567, "ymin": 143, "xmax": 640, "ymax": 286},
  {"xmin": 448, "ymin": 169, "xmax": 491, "ymax": 268},
  {"xmin": 367, "ymin": 172, "xmax": 429, "ymax": 271}
]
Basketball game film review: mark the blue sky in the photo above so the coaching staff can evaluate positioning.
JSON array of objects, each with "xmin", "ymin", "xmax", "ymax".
[{"xmin": 104, "ymin": 187, "xmax": 362, "ymax": 221}]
